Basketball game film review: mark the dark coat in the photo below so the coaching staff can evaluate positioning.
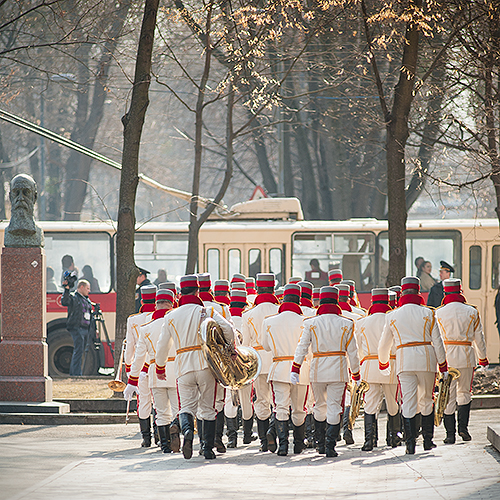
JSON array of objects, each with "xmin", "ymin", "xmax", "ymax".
[
  {"xmin": 61, "ymin": 288, "xmax": 93, "ymax": 331},
  {"xmin": 427, "ymin": 281, "xmax": 444, "ymax": 308},
  {"xmin": 135, "ymin": 278, "xmax": 152, "ymax": 313}
]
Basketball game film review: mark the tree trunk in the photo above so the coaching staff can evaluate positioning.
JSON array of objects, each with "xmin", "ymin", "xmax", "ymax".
[
  {"xmin": 63, "ymin": 1, "xmax": 131, "ymax": 221},
  {"xmin": 115, "ymin": 0, "xmax": 159, "ymax": 370},
  {"xmin": 385, "ymin": 0, "xmax": 421, "ymax": 286},
  {"xmin": 186, "ymin": 6, "xmax": 213, "ymax": 274}
]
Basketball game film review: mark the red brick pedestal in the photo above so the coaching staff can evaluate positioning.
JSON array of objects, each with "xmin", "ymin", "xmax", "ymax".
[{"xmin": 0, "ymin": 247, "xmax": 52, "ymax": 401}]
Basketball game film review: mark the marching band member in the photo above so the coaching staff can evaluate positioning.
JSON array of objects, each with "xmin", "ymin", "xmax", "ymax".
[
  {"xmin": 312, "ymin": 288, "xmax": 321, "ymax": 308},
  {"xmin": 261, "ymin": 284, "xmax": 309, "ymax": 456},
  {"xmin": 388, "ymin": 291, "xmax": 398, "ymax": 309},
  {"xmin": 214, "ymin": 279, "xmax": 231, "ymax": 305},
  {"xmin": 124, "ymin": 289, "xmax": 178, "ymax": 453},
  {"xmin": 435, "ymin": 278, "xmax": 488, "ymax": 443},
  {"xmin": 378, "ymin": 276, "xmax": 448, "ymax": 455},
  {"xmin": 245, "ymin": 277, "xmax": 257, "ymax": 306},
  {"xmin": 229, "ymin": 288, "xmax": 258, "ymax": 446},
  {"xmin": 328, "ymin": 269, "xmax": 343, "ymax": 286},
  {"xmin": 389, "ymin": 285, "xmax": 401, "ymax": 305},
  {"xmin": 198, "ymin": 273, "xmax": 232, "ymax": 453},
  {"xmin": 354, "ymin": 288, "xmax": 401, "ymax": 451},
  {"xmin": 341, "ymin": 280, "xmax": 366, "ymax": 317},
  {"xmin": 292, "ymin": 286, "xmax": 361, "ymax": 458},
  {"xmin": 124, "ymin": 283, "xmax": 156, "ymax": 447},
  {"xmin": 155, "ymin": 275, "xmax": 236, "ymax": 460},
  {"xmin": 299, "ymin": 281, "xmax": 316, "ymax": 317},
  {"xmin": 242, "ymin": 273, "xmax": 279, "ymax": 452}
]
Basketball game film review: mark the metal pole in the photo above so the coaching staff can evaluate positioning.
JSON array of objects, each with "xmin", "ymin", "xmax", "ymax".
[{"xmin": 39, "ymin": 92, "xmax": 46, "ymax": 218}]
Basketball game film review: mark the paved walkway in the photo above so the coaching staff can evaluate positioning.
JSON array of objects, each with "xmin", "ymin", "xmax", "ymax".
[{"xmin": 2, "ymin": 409, "xmax": 500, "ymax": 500}]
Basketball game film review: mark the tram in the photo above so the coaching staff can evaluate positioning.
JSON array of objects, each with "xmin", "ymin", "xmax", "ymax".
[{"xmin": 1, "ymin": 197, "xmax": 499, "ymax": 376}]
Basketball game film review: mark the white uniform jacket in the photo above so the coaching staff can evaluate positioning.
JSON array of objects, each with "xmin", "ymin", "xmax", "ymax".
[
  {"xmin": 128, "ymin": 313, "xmax": 176, "ymax": 388},
  {"xmin": 434, "ymin": 301, "xmax": 488, "ymax": 368},
  {"xmin": 124, "ymin": 311, "xmax": 153, "ymax": 372},
  {"xmin": 301, "ymin": 305, "xmax": 316, "ymax": 317},
  {"xmin": 293, "ymin": 310, "xmax": 360, "ymax": 384},
  {"xmin": 242, "ymin": 299, "xmax": 279, "ymax": 374},
  {"xmin": 355, "ymin": 312, "xmax": 396, "ymax": 384},
  {"xmin": 203, "ymin": 299, "xmax": 232, "ymax": 322},
  {"xmin": 352, "ymin": 305, "xmax": 366, "ymax": 317},
  {"xmin": 378, "ymin": 303, "xmax": 448, "ymax": 375},
  {"xmin": 261, "ymin": 308, "xmax": 309, "ymax": 384},
  {"xmin": 155, "ymin": 299, "xmax": 235, "ymax": 379}
]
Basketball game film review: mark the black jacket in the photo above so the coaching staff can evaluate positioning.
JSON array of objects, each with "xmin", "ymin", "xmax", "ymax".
[
  {"xmin": 427, "ymin": 281, "xmax": 444, "ymax": 308},
  {"xmin": 61, "ymin": 288, "xmax": 93, "ymax": 331},
  {"xmin": 135, "ymin": 278, "xmax": 152, "ymax": 313}
]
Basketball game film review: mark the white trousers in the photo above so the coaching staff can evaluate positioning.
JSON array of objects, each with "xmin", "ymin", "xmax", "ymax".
[
  {"xmin": 311, "ymin": 382, "xmax": 347, "ymax": 425},
  {"xmin": 224, "ymin": 389, "xmax": 239, "ymax": 419},
  {"xmin": 177, "ymin": 368, "xmax": 218, "ymax": 420},
  {"xmin": 363, "ymin": 383, "xmax": 399, "ymax": 416},
  {"xmin": 398, "ymin": 371, "xmax": 436, "ymax": 418},
  {"xmin": 253, "ymin": 374, "xmax": 271, "ymax": 420},
  {"xmin": 445, "ymin": 367, "xmax": 474, "ymax": 414},
  {"xmin": 215, "ymin": 383, "xmax": 225, "ymax": 413},
  {"xmin": 151, "ymin": 387, "xmax": 178, "ymax": 426},
  {"xmin": 240, "ymin": 383, "xmax": 254, "ymax": 421},
  {"xmin": 270, "ymin": 381, "xmax": 308, "ymax": 426},
  {"xmin": 137, "ymin": 374, "xmax": 152, "ymax": 419},
  {"xmin": 306, "ymin": 385, "xmax": 315, "ymax": 414}
]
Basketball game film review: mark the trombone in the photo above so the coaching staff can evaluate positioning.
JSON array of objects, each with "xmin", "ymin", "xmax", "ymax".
[{"xmin": 108, "ymin": 339, "xmax": 127, "ymax": 392}]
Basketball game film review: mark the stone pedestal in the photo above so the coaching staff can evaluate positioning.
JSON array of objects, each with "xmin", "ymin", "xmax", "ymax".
[{"xmin": 0, "ymin": 247, "xmax": 52, "ymax": 402}]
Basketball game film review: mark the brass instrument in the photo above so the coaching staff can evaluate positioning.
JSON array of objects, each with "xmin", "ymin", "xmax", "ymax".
[
  {"xmin": 434, "ymin": 367, "xmax": 461, "ymax": 426},
  {"xmin": 348, "ymin": 380, "xmax": 370, "ymax": 430},
  {"xmin": 199, "ymin": 317, "xmax": 261, "ymax": 390},
  {"xmin": 108, "ymin": 339, "xmax": 127, "ymax": 392}
]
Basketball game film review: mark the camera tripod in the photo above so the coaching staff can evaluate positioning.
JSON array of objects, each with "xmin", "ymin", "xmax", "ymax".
[{"xmin": 82, "ymin": 303, "xmax": 114, "ymax": 373}]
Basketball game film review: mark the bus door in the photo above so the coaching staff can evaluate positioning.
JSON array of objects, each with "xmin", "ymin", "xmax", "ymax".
[
  {"xmin": 203, "ymin": 244, "xmax": 286, "ymax": 285},
  {"xmin": 485, "ymin": 242, "xmax": 500, "ymax": 363}
]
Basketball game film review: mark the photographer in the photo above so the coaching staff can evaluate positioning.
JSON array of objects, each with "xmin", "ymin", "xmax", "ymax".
[{"xmin": 62, "ymin": 277, "xmax": 93, "ymax": 376}]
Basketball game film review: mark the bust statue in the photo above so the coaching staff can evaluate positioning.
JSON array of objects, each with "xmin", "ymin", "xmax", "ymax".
[{"xmin": 4, "ymin": 174, "xmax": 44, "ymax": 248}]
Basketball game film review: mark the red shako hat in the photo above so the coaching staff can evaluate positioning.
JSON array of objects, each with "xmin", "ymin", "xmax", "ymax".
[
  {"xmin": 180, "ymin": 275, "xmax": 198, "ymax": 290},
  {"xmin": 284, "ymin": 283, "xmax": 300, "ymax": 297},
  {"xmin": 443, "ymin": 278, "xmax": 461, "ymax": 294},
  {"xmin": 141, "ymin": 284, "xmax": 157, "ymax": 303},
  {"xmin": 320, "ymin": 286, "xmax": 339, "ymax": 301},
  {"xmin": 371, "ymin": 288, "xmax": 389, "ymax": 303},
  {"xmin": 401, "ymin": 276, "xmax": 420, "ymax": 294},
  {"xmin": 298, "ymin": 281, "xmax": 313, "ymax": 298},
  {"xmin": 231, "ymin": 273, "xmax": 246, "ymax": 284},
  {"xmin": 256, "ymin": 273, "xmax": 275, "ymax": 288},
  {"xmin": 214, "ymin": 280, "xmax": 230, "ymax": 293},
  {"xmin": 328, "ymin": 269, "xmax": 343, "ymax": 284},
  {"xmin": 156, "ymin": 288, "xmax": 175, "ymax": 302}
]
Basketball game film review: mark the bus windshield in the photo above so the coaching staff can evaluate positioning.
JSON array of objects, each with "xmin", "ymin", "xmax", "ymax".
[{"xmin": 45, "ymin": 232, "xmax": 112, "ymax": 293}]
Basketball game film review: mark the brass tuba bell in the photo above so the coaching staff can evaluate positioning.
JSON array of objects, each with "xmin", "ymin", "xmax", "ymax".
[
  {"xmin": 199, "ymin": 317, "xmax": 261, "ymax": 390},
  {"xmin": 434, "ymin": 367, "xmax": 461, "ymax": 427},
  {"xmin": 347, "ymin": 380, "xmax": 370, "ymax": 430}
]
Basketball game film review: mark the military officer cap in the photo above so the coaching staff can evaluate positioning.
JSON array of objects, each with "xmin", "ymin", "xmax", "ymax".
[
  {"xmin": 138, "ymin": 267, "xmax": 150, "ymax": 276},
  {"xmin": 440, "ymin": 261, "xmax": 455, "ymax": 273}
]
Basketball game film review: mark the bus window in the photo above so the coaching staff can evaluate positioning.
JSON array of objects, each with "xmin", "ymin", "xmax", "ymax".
[
  {"xmin": 206, "ymin": 248, "xmax": 220, "ymax": 281},
  {"xmin": 492, "ymin": 246, "xmax": 500, "ymax": 289},
  {"xmin": 228, "ymin": 249, "xmax": 241, "ymax": 277},
  {"xmin": 378, "ymin": 230, "xmax": 461, "ymax": 291},
  {"xmin": 44, "ymin": 232, "xmax": 112, "ymax": 293},
  {"xmin": 135, "ymin": 233, "xmax": 188, "ymax": 285},
  {"xmin": 248, "ymin": 249, "xmax": 261, "ymax": 278},
  {"xmin": 292, "ymin": 232, "xmax": 375, "ymax": 291},
  {"xmin": 469, "ymin": 245, "xmax": 482, "ymax": 290},
  {"xmin": 269, "ymin": 247, "xmax": 283, "ymax": 286}
]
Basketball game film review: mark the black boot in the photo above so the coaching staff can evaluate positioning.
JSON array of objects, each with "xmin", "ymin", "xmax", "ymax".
[
  {"xmin": 325, "ymin": 423, "xmax": 340, "ymax": 457},
  {"xmin": 293, "ymin": 422, "xmax": 307, "ymax": 454},
  {"xmin": 415, "ymin": 412, "xmax": 422, "ymax": 437},
  {"xmin": 443, "ymin": 413, "xmax": 456, "ymax": 444},
  {"xmin": 179, "ymin": 413, "xmax": 194, "ymax": 459},
  {"xmin": 276, "ymin": 419, "xmax": 289, "ymax": 456},
  {"xmin": 373, "ymin": 415, "xmax": 378, "ymax": 448},
  {"xmin": 158, "ymin": 425, "xmax": 172, "ymax": 453},
  {"xmin": 403, "ymin": 416, "xmax": 417, "ymax": 454},
  {"xmin": 139, "ymin": 417, "xmax": 152, "ymax": 447},
  {"xmin": 243, "ymin": 417, "xmax": 257, "ymax": 444},
  {"xmin": 153, "ymin": 413, "xmax": 160, "ymax": 446},
  {"xmin": 458, "ymin": 403, "xmax": 472, "ymax": 441},
  {"xmin": 422, "ymin": 411, "xmax": 436, "ymax": 450},
  {"xmin": 314, "ymin": 418, "xmax": 326, "ymax": 454},
  {"xmin": 342, "ymin": 407, "xmax": 354, "ymax": 445},
  {"xmin": 170, "ymin": 417, "xmax": 181, "ymax": 453},
  {"xmin": 256, "ymin": 417, "xmax": 269, "ymax": 452},
  {"xmin": 226, "ymin": 417, "xmax": 238, "ymax": 448},
  {"xmin": 215, "ymin": 412, "xmax": 226, "ymax": 453},
  {"xmin": 203, "ymin": 419, "xmax": 217, "ymax": 459},
  {"xmin": 305, "ymin": 414, "xmax": 315, "ymax": 448},
  {"xmin": 387, "ymin": 412, "xmax": 403, "ymax": 448},
  {"xmin": 197, "ymin": 418, "xmax": 205, "ymax": 456},
  {"xmin": 361, "ymin": 413, "xmax": 376, "ymax": 451},
  {"xmin": 266, "ymin": 413, "xmax": 277, "ymax": 453}
]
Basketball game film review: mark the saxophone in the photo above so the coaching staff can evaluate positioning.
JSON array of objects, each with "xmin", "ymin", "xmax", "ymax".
[
  {"xmin": 199, "ymin": 317, "xmax": 262, "ymax": 390},
  {"xmin": 434, "ymin": 367, "xmax": 461, "ymax": 426},
  {"xmin": 348, "ymin": 380, "xmax": 370, "ymax": 430}
]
